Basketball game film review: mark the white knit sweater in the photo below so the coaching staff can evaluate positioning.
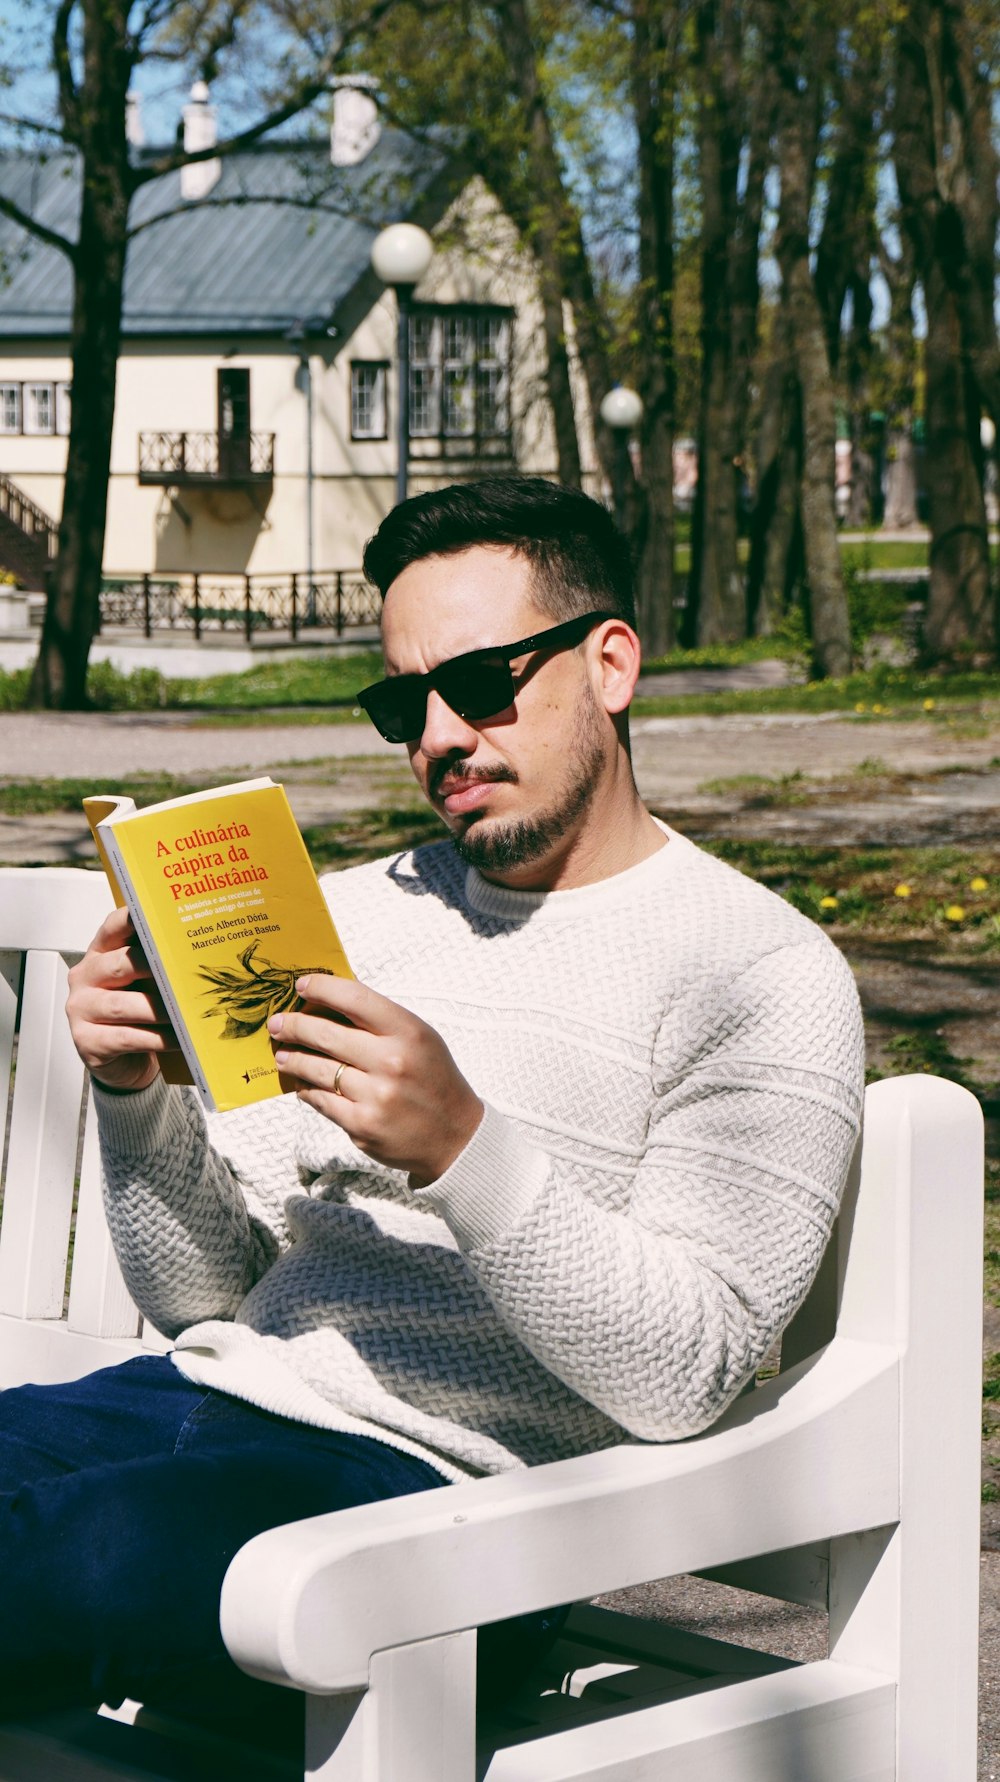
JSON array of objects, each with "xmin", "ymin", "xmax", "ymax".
[{"xmin": 95, "ymin": 823, "xmax": 865, "ymax": 1483}]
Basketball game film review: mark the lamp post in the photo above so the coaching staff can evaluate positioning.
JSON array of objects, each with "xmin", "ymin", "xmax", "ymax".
[
  {"xmin": 370, "ymin": 223, "xmax": 434, "ymax": 506},
  {"xmin": 287, "ymin": 321, "xmax": 316, "ymax": 622},
  {"xmin": 599, "ymin": 387, "xmax": 643, "ymax": 533}
]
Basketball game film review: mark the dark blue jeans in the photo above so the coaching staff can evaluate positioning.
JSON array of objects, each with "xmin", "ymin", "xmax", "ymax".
[{"xmin": 0, "ymin": 1355, "xmax": 561, "ymax": 1733}]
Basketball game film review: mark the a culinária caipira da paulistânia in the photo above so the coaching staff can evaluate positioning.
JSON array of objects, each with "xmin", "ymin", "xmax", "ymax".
[{"xmin": 84, "ymin": 778, "xmax": 352, "ymax": 1112}]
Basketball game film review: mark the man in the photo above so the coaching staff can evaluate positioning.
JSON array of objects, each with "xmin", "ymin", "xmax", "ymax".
[{"xmin": 12, "ymin": 476, "xmax": 861, "ymax": 1720}]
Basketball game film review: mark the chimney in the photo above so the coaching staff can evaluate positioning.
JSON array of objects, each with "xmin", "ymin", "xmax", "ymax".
[
  {"xmin": 125, "ymin": 90, "xmax": 145, "ymax": 150},
  {"xmin": 331, "ymin": 78, "xmax": 380, "ymax": 166},
  {"xmin": 181, "ymin": 80, "xmax": 221, "ymax": 200}
]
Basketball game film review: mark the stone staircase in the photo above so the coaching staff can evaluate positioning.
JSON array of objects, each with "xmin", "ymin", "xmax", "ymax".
[{"xmin": 0, "ymin": 474, "xmax": 58, "ymax": 591}]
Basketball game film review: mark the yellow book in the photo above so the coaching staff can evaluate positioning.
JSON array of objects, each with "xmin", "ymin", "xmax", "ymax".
[{"xmin": 83, "ymin": 778, "xmax": 353, "ymax": 1113}]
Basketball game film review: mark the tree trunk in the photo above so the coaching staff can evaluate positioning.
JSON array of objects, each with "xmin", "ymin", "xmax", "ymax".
[
  {"xmin": 922, "ymin": 261, "xmax": 993, "ymax": 659},
  {"xmin": 28, "ymin": 0, "xmax": 133, "ymax": 709},
  {"xmin": 747, "ymin": 316, "xmax": 803, "ymax": 637},
  {"xmin": 893, "ymin": 0, "xmax": 995, "ymax": 660},
  {"xmin": 687, "ymin": 0, "xmax": 768, "ymax": 646},
  {"xmin": 631, "ymin": 0, "xmax": 676, "ymax": 657},
  {"xmin": 882, "ymin": 432, "xmax": 919, "ymax": 529},
  {"xmin": 492, "ymin": 0, "xmax": 582, "ymax": 488},
  {"xmin": 772, "ymin": 26, "xmax": 851, "ymax": 679}
]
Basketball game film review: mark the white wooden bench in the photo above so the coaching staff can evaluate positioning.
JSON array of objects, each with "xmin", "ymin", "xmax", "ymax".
[{"xmin": 0, "ymin": 864, "xmax": 983, "ymax": 1780}]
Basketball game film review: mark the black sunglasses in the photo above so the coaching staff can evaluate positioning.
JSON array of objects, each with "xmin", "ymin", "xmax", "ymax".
[{"xmin": 357, "ymin": 610, "xmax": 615, "ymax": 743}]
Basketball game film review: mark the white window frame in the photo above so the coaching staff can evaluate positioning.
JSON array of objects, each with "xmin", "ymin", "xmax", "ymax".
[
  {"xmin": 409, "ymin": 314, "xmax": 441, "ymax": 438},
  {"xmin": 408, "ymin": 307, "xmax": 513, "ymax": 448},
  {"xmin": 23, "ymin": 383, "xmax": 55, "ymax": 436},
  {"xmin": 0, "ymin": 384, "xmax": 20, "ymax": 435},
  {"xmin": 55, "ymin": 381, "xmax": 72, "ymax": 437},
  {"xmin": 350, "ymin": 362, "xmax": 388, "ymax": 441}
]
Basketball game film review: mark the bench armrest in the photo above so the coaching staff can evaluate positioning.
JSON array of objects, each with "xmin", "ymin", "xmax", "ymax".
[{"xmin": 221, "ymin": 1336, "xmax": 898, "ymax": 1692}]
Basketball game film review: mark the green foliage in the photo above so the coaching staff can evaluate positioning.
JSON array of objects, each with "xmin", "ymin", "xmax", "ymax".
[
  {"xmin": 302, "ymin": 805, "xmax": 442, "ymax": 872},
  {"xmin": 84, "ymin": 661, "xmax": 172, "ymax": 711},
  {"xmin": 633, "ymin": 664, "xmax": 1000, "ymax": 717},
  {"xmin": 695, "ymin": 836, "xmax": 1000, "ymax": 950},
  {"xmin": 0, "ymin": 653, "xmax": 384, "ymax": 714},
  {"xmin": 841, "ymin": 557, "xmax": 922, "ymax": 658},
  {"xmin": 0, "ymin": 668, "xmax": 31, "ymax": 711},
  {"xmin": 869, "ymin": 1029, "xmax": 979, "ymax": 1095},
  {"xmin": 168, "ymin": 651, "xmax": 384, "ymax": 710},
  {"xmin": 0, "ymin": 775, "xmax": 205, "ymax": 815}
]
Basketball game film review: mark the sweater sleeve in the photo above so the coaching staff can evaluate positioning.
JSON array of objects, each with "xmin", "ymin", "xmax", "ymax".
[
  {"xmin": 94, "ymin": 1074, "xmax": 300, "ymax": 1339},
  {"xmin": 417, "ymin": 935, "xmax": 864, "ymax": 1441}
]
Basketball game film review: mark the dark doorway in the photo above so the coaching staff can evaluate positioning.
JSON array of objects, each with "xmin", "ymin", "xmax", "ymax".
[{"xmin": 218, "ymin": 368, "xmax": 251, "ymax": 478}]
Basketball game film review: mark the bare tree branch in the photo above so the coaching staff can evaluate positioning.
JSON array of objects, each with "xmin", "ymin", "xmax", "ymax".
[
  {"xmin": 0, "ymin": 189, "xmax": 76, "ymax": 260},
  {"xmin": 125, "ymin": 187, "xmax": 357, "ymax": 240},
  {"xmin": 130, "ymin": 0, "xmax": 407, "ymax": 184},
  {"xmin": 53, "ymin": 0, "xmax": 82, "ymax": 141},
  {"xmin": 0, "ymin": 110, "xmax": 69, "ymax": 138}
]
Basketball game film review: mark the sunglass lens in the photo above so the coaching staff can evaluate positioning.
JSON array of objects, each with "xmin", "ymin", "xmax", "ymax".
[
  {"xmin": 437, "ymin": 657, "xmax": 514, "ymax": 723},
  {"xmin": 359, "ymin": 682, "xmax": 426, "ymax": 743}
]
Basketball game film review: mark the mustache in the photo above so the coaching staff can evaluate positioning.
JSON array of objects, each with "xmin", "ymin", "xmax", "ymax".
[{"xmin": 429, "ymin": 758, "xmax": 518, "ymax": 801}]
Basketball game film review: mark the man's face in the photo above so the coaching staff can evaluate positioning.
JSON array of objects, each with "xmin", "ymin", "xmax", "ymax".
[{"xmin": 379, "ymin": 546, "xmax": 612, "ymax": 886}]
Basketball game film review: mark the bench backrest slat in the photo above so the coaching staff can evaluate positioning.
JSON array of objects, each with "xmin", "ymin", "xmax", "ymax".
[
  {"xmin": 0, "ymin": 948, "xmax": 85, "ymax": 1318},
  {"xmin": 0, "ymin": 868, "xmax": 143, "ymax": 1346}
]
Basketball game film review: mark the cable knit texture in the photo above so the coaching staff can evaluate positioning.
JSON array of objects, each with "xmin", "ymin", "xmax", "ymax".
[{"xmin": 95, "ymin": 824, "xmax": 865, "ymax": 1481}]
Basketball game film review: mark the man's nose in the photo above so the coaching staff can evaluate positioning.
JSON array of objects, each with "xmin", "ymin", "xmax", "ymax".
[{"xmin": 418, "ymin": 687, "xmax": 480, "ymax": 757}]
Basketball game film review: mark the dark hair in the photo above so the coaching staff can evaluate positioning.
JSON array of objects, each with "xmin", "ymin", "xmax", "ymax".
[{"xmin": 362, "ymin": 476, "xmax": 636, "ymax": 630}]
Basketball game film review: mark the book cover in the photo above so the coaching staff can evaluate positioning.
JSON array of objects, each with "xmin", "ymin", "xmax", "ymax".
[{"xmin": 84, "ymin": 779, "xmax": 353, "ymax": 1112}]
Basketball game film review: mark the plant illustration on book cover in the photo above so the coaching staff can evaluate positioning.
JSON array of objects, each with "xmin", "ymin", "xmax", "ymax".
[
  {"xmin": 84, "ymin": 779, "xmax": 353, "ymax": 1113},
  {"xmin": 198, "ymin": 942, "xmax": 328, "ymax": 1040}
]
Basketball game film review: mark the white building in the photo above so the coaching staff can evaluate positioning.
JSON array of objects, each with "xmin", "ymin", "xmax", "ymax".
[{"xmin": 0, "ymin": 86, "xmax": 584, "ymax": 614}]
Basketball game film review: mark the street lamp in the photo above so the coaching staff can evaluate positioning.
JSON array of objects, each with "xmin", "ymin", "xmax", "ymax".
[
  {"xmin": 370, "ymin": 223, "xmax": 434, "ymax": 505},
  {"xmin": 599, "ymin": 386, "xmax": 643, "ymax": 531}
]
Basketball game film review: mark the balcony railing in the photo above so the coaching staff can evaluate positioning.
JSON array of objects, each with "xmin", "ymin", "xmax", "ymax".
[
  {"xmin": 96, "ymin": 570, "xmax": 380, "ymax": 642},
  {"xmin": 138, "ymin": 432, "xmax": 275, "ymax": 485}
]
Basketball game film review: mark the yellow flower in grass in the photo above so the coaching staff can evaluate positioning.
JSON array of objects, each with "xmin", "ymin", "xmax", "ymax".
[
  {"xmin": 894, "ymin": 883, "xmax": 912, "ymax": 898},
  {"xmin": 944, "ymin": 904, "xmax": 966, "ymax": 923},
  {"xmin": 970, "ymin": 876, "xmax": 988, "ymax": 893},
  {"xmin": 819, "ymin": 895, "xmax": 838, "ymax": 912},
  {"xmin": 854, "ymin": 702, "xmax": 866, "ymax": 712},
  {"xmin": 872, "ymin": 702, "xmax": 885, "ymax": 713},
  {"xmin": 923, "ymin": 698, "xmax": 935, "ymax": 711}
]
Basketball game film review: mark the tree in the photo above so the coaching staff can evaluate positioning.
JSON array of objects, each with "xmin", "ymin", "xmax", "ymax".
[
  {"xmin": 684, "ymin": 0, "xmax": 770, "ymax": 647},
  {"xmin": 892, "ymin": 0, "xmax": 997, "ymax": 661},
  {"xmin": 764, "ymin": 0, "xmax": 852, "ymax": 679},
  {"xmin": 0, "ymin": 0, "xmax": 395, "ymax": 709},
  {"xmin": 629, "ymin": 0, "xmax": 678, "ymax": 655}
]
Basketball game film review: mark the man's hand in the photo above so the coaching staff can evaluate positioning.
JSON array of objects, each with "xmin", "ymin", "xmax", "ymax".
[
  {"xmin": 268, "ymin": 975, "xmax": 484, "ymax": 1187},
  {"xmin": 66, "ymin": 907, "xmax": 178, "ymax": 1093}
]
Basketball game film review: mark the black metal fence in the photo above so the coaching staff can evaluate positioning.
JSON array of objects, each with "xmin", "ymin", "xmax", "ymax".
[
  {"xmin": 98, "ymin": 571, "xmax": 380, "ymax": 643},
  {"xmin": 137, "ymin": 432, "xmax": 276, "ymax": 484}
]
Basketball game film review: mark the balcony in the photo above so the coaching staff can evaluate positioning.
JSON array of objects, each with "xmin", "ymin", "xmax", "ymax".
[{"xmin": 138, "ymin": 431, "xmax": 275, "ymax": 486}]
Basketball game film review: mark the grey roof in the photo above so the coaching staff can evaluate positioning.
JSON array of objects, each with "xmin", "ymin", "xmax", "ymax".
[{"xmin": 0, "ymin": 129, "xmax": 456, "ymax": 339}]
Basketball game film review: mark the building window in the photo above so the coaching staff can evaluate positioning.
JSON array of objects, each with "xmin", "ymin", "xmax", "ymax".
[
  {"xmin": 0, "ymin": 381, "xmax": 69, "ymax": 436},
  {"xmin": 350, "ymin": 362, "xmax": 388, "ymax": 440},
  {"xmin": 0, "ymin": 385, "xmax": 20, "ymax": 435},
  {"xmin": 23, "ymin": 383, "xmax": 55, "ymax": 435},
  {"xmin": 408, "ymin": 308, "xmax": 512, "ymax": 448}
]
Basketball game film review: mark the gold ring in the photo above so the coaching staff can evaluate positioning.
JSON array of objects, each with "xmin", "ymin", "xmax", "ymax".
[{"xmin": 332, "ymin": 1061, "xmax": 346, "ymax": 1096}]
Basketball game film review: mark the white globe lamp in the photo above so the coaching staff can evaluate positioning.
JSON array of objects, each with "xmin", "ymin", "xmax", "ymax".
[
  {"xmin": 600, "ymin": 386, "xmax": 644, "ymax": 432},
  {"xmin": 370, "ymin": 225, "xmax": 435, "ymax": 505},
  {"xmin": 370, "ymin": 223, "xmax": 434, "ymax": 290},
  {"xmin": 600, "ymin": 387, "xmax": 643, "ymax": 529}
]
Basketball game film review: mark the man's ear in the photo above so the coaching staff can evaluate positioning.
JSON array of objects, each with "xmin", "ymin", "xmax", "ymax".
[{"xmin": 591, "ymin": 621, "xmax": 641, "ymax": 716}]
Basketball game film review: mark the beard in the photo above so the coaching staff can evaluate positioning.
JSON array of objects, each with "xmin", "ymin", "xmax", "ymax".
[{"xmin": 451, "ymin": 687, "xmax": 606, "ymax": 876}]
